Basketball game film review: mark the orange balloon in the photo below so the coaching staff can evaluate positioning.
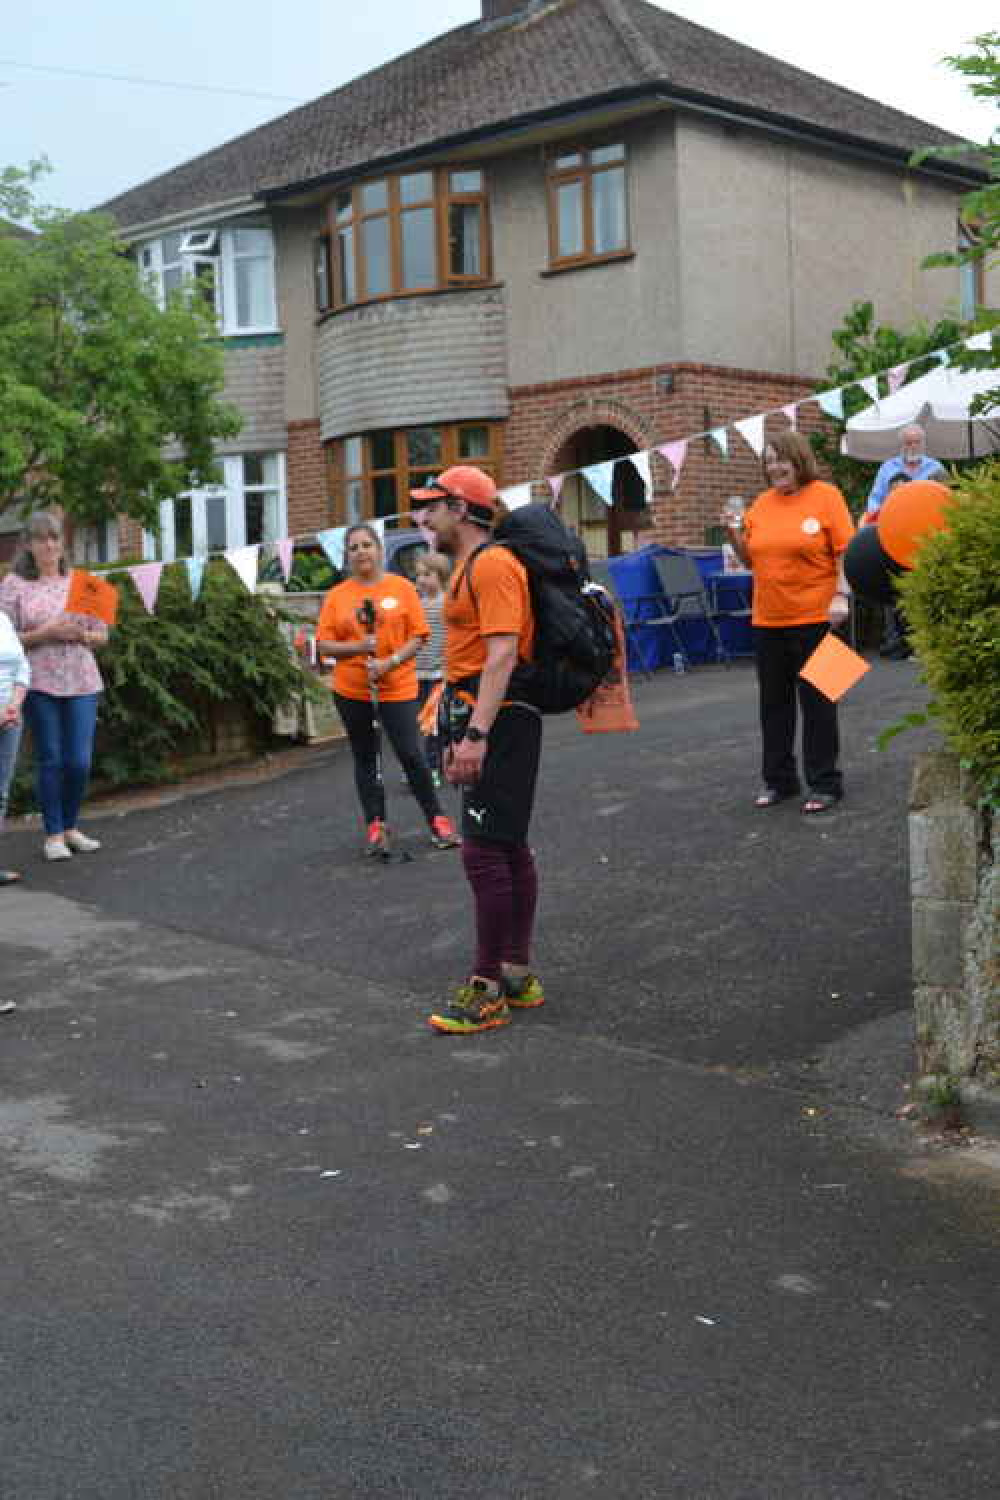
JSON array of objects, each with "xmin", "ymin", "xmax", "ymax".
[{"xmin": 876, "ymin": 480, "xmax": 953, "ymax": 569}]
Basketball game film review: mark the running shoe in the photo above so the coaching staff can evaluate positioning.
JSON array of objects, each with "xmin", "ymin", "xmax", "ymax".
[
  {"xmin": 428, "ymin": 978, "xmax": 511, "ymax": 1035},
  {"xmin": 502, "ymin": 971, "xmax": 545, "ymax": 1009},
  {"xmin": 429, "ymin": 814, "xmax": 460, "ymax": 849},
  {"xmin": 365, "ymin": 818, "xmax": 388, "ymax": 855}
]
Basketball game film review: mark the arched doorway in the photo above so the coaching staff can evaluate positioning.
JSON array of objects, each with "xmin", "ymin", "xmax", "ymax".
[{"xmin": 549, "ymin": 424, "xmax": 651, "ymax": 559}]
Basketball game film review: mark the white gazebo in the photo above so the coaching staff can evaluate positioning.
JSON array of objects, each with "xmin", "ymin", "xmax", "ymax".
[{"xmin": 844, "ymin": 365, "xmax": 1000, "ymax": 462}]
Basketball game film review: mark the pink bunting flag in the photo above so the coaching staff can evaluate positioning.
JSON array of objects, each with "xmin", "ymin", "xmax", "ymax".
[
  {"xmin": 781, "ymin": 404, "xmax": 798, "ymax": 428},
  {"xmin": 656, "ymin": 440, "xmax": 688, "ymax": 486},
  {"xmin": 276, "ymin": 538, "xmax": 294, "ymax": 583},
  {"xmin": 887, "ymin": 364, "xmax": 908, "ymax": 395},
  {"xmin": 547, "ymin": 473, "xmax": 565, "ymax": 503},
  {"xmin": 128, "ymin": 562, "xmax": 163, "ymax": 615}
]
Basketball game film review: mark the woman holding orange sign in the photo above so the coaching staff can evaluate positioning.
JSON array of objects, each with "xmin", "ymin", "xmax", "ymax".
[
  {"xmin": 0, "ymin": 513, "xmax": 109, "ymax": 861},
  {"xmin": 722, "ymin": 432, "xmax": 855, "ymax": 816}
]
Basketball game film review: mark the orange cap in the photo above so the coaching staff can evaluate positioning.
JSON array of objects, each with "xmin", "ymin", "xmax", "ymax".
[
  {"xmin": 410, "ymin": 465, "xmax": 498, "ymax": 521},
  {"xmin": 876, "ymin": 479, "xmax": 953, "ymax": 569}
]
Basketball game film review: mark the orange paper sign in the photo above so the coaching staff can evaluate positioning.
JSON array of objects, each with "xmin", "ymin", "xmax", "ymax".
[
  {"xmin": 799, "ymin": 632, "xmax": 870, "ymax": 703},
  {"xmin": 65, "ymin": 569, "xmax": 119, "ymax": 626}
]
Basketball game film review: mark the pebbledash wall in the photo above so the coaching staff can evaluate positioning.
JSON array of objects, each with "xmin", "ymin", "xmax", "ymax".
[{"xmin": 504, "ymin": 361, "xmax": 823, "ymax": 543}]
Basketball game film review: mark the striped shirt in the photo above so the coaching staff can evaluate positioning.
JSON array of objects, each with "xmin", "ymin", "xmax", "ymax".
[{"xmin": 415, "ymin": 592, "xmax": 445, "ymax": 681}]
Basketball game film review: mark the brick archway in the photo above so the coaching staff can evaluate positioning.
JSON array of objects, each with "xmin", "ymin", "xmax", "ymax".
[{"xmin": 539, "ymin": 397, "xmax": 656, "ymax": 484}]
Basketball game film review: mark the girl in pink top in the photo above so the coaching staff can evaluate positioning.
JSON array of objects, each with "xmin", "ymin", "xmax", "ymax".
[{"xmin": 0, "ymin": 513, "xmax": 109, "ymax": 861}]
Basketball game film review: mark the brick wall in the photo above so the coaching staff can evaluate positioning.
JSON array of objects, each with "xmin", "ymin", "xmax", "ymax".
[
  {"xmin": 505, "ymin": 361, "xmax": 826, "ymax": 545},
  {"xmin": 286, "ymin": 419, "xmax": 329, "ymax": 536}
]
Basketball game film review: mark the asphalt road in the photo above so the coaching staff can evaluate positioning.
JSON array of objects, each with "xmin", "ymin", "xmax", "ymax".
[{"xmin": 1, "ymin": 658, "xmax": 997, "ymax": 1499}]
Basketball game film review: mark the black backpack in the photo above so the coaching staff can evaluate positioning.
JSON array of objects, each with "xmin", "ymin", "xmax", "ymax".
[{"xmin": 465, "ymin": 504, "xmax": 616, "ymax": 714}]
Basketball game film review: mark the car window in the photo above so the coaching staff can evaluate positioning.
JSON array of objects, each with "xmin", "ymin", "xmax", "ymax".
[{"xmin": 388, "ymin": 539, "xmax": 428, "ymax": 582}]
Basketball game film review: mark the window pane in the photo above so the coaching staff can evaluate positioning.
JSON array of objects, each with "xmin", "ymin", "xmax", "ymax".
[
  {"xmin": 245, "ymin": 489, "xmax": 280, "ymax": 546},
  {"xmin": 162, "ymin": 231, "xmax": 183, "ymax": 264},
  {"xmin": 235, "ymin": 255, "xmax": 273, "ymax": 327},
  {"xmin": 369, "ymin": 430, "xmax": 395, "ymax": 470},
  {"xmin": 232, "ymin": 227, "xmax": 271, "ymax": 256},
  {"xmin": 401, "ymin": 206, "xmax": 436, "ymax": 288},
  {"xmin": 450, "ymin": 169, "xmax": 482, "ymax": 194},
  {"xmin": 335, "ymin": 191, "xmax": 352, "ymax": 224},
  {"xmin": 163, "ymin": 265, "xmax": 184, "ymax": 300},
  {"xmin": 338, "ymin": 226, "xmax": 355, "ymax": 303},
  {"xmin": 591, "ymin": 143, "xmax": 625, "ymax": 165},
  {"xmin": 205, "ymin": 492, "xmax": 228, "ymax": 551},
  {"xmin": 554, "ymin": 152, "xmax": 583, "ymax": 169},
  {"xmin": 243, "ymin": 454, "xmax": 264, "ymax": 487},
  {"xmin": 344, "ymin": 436, "xmax": 363, "ymax": 476},
  {"xmin": 314, "ymin": 237, "xmax": 330, "ymax": 309},
  {"xmin": 373, "ymin": 474, "xmax": 397, "ymax": 518},
  {"xmin": 361, "ymin": 179, "xmax": 388, "ymax": 214},
  {"xmin": 556, "ymin": 180, "xmax": 584, "ymax": 258},
  {"xmin": 449, "ymin": 203, "xmax": 482, "ymax": 276},
  {"xmin": 346, "ymin": 479, "xmax": 363, "ymax": 524},
  {"xmin": 175, "ymin": 496, "xmax": 193, "ymax": 559},
  {"xmin": 400, "ymin": 171, "xmax": 433, "ymax": 205},
  {"xmin": 406, "ymin": 427, "xmax": 442, "ymax": 467},
  {"xmin": 361, "ymin": 215, "xmax": 390, "ymax": 297},
  {"xmin": 458, "ymin": 425, "xmax": 489, "ymax": 459},
  {"xmin": 593, "ymin": 165, "xmax": 627, "ymax": 254}
]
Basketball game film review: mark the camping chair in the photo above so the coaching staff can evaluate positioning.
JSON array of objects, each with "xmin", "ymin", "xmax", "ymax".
[
  {"xmin": 650, "ymin": 553, "xmax": 728, "ymax": 667},
  {"xmin": 707, "ymin": 569, "xmax": 752, "ymax": 657},
  {"xmin": 588, "ymin": 559, "xmax": 666, "ymax": 677}
]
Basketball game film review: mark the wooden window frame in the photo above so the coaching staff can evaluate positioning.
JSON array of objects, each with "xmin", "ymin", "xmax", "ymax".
[
  {"xmin": 546, "ymin": 142, "xmax": 630, "ymax": 270},
  {"xmin": 331, "ymin": 422, "xmax": 504, "ymax": 525},
  {"xmin": 314, "ymin": 232, "xmax": 333, "ymax": 313},
  {"xmin": 328, "ymin": 168, "xmax": 491, "ymax": 310}
]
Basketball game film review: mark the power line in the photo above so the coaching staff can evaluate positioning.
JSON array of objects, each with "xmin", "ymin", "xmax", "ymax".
[{"xmin": 0, "ymin": 57, "xmax": 304, "ymax": 104}]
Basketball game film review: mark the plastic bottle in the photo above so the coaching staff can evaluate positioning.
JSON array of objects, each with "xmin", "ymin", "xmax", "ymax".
[{"xmin": 673, "ymin": 652, "xmax": 686, "ymax": 674}]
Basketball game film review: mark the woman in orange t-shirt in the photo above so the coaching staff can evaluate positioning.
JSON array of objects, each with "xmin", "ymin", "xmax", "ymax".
[
  {"xmin": 722, "ymin": 431, "xmax": 855, "ymax": 815},
  {"xmin": 315, "ymin": 523, "xmax": 458, "ymax": 854}
]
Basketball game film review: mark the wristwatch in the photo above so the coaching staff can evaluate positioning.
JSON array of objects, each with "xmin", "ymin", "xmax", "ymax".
[{"xmin": 466, "ymin": 726, "xmax": 488, "ymax": 743}]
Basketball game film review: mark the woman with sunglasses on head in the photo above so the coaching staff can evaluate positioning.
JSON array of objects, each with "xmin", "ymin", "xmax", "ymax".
[{"xmin": 315, "ymin": 522, "xmax": 459, "ymax": 855}]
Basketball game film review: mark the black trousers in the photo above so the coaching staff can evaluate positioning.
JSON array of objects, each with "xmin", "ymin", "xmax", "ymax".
[
  {"xmin": 334, "ymin": 693, "xmax": 442, "ymax": 825},
  {"xmin": 753, "ymin": 624, "xmax": 843, "ymax": 798}
]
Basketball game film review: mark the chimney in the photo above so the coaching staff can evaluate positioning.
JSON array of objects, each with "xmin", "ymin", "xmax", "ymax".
[{"xmin": 481, "ymin": 1, "xmax": 533, "ymax": 19}]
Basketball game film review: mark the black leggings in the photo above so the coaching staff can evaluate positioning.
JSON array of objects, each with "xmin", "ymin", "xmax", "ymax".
[{"xmin": 334, "ymin": 693, "xmax": 442, "ymax": 825}]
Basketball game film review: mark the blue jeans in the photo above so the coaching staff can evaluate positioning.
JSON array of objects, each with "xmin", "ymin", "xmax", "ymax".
[
  {"xmin": 23, "ymin": 692, "xmax": 99, "ymax": 836},
  {"xmin": 0, "ymin": 720, "xmax": 22, "ymax": 831}
]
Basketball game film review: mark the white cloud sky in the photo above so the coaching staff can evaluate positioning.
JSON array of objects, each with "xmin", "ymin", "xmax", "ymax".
[{"xmin": 2, "ymin": 1, "xmax": 996, "ymax": 211}]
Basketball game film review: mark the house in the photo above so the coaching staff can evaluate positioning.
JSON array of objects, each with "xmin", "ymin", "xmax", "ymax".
[{"xmin": 98, "ymin": 0, "xmax": 994, "ymax": 564}]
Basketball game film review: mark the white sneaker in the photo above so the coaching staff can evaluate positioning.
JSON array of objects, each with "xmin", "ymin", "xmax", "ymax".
[
  {"xmin": 44, "ymin": 838, "xmax": 72, "ymax": 861},
  {"xmin": 64, "ymin": 830, "xmax": 101, "ymax": 853}
]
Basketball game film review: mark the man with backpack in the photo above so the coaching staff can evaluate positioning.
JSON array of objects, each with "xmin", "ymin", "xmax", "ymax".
[{"xmin": 409, "ymin": 465, "xmax": 544, "ymax": 1034}]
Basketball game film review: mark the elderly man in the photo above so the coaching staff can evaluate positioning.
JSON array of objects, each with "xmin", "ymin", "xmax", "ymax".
[{"xmin": 863, "ymin": 425, "xmax": 946, "ymax": 659}]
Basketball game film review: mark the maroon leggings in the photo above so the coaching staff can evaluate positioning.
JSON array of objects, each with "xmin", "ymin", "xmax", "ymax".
[{"xmin": 461, "ymin": 837, "xmax": 538, "ymax": 983}]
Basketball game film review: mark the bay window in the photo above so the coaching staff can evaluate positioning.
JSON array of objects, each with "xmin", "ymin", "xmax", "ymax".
[
  {"xmin": 335, "ymin": 423, "xmax": 502, "ymax": 523},
  {"xmin": 146, "ymin": 453, "xmax": 286, "ymax": 561}
]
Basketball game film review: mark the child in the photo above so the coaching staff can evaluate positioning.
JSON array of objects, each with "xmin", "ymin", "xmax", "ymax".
[{"xmin": 413, "ymin": 552, "xmax": 450, "ymax": 787}]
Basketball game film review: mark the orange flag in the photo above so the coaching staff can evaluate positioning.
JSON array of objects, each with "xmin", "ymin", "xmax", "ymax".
[
  {"xmin": 65, "ymin": 569, "xmax": 119, "ymax": 626},
  {"xmin": 576, "ymin": 609, "xmax": 639, "ymax": 734},
  {"xmin": 799, "ymin": 632, "xmax": 870, "ymax": 703}
]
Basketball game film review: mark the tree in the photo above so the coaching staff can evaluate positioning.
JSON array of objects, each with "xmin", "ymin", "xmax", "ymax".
[
  {"xmin": 811, "ymin": 300, "xmax": 966, "ymax": 514},
  {"xmin": 0, "ymin": 161, "xmax": 240, "ymax": 529}
]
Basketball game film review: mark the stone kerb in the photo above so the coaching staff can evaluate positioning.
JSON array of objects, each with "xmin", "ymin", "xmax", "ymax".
[{"xmin": 910, "ymin": 750, "xmax": 1000, "ymax": 1099}]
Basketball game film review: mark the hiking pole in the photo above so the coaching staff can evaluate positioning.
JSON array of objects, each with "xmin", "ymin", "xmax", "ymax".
[{"xmin": 356, "ymin": 598, "xmax": 412, "ymax": 865}]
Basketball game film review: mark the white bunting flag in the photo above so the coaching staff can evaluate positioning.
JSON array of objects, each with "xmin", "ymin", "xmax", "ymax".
[
  {"xmin": 965, "ymin": 331, "xmax": 992, "ymax": 352},
  {"xmin": 936, "ymin": 348, "xmax": 951, "ymax": 366},
  {"xmin": 185, "ymin": 557, "xmax": 206, "ymax": 602},
  {"xmin": 733, "ymin": 415, "xmax": 765, "ymax": 457},
  {"xmin": 857, "ymin": 376, "xmax": 880, "ymax": 405},
  {"xmin": 629, "ymin": 449, "xmax": 653, "ymax": 498},
  {"xmin": 501, "ymin": 483, "xmax": 533, "ymax": 511},
  {"xmin": 129, "ymin": 562, "xmax": 163, "ymax": 615},
  {"xmin": 656, "ymin": 439, "xmax": 688, "ymax": 486},
  {"xmin": 583, "ymin": 459, "xmax": 616, "ymax": 506},
  {"xmin": 225, "ymin": 543, "xmax": 260, "ymax": 593},
  {"xmin": 316, "ymin": 527, "xmax": 346, "ymax": 571},
  {"xmin": 816, "ymin": 389, "xmax": 844, "ymax": 421},
  {"xmin": 371, "ymin": 518, "xmax": 387, "ymax": 544},
  {"xmin": 709, "ymin": 427, "xmax": 729, "ymax": 459},
  {"xmin": 276, "ymin": 538, "xmax": 294, "ymax": 583}
]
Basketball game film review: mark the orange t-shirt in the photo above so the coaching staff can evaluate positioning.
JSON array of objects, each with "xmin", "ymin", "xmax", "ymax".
[
  {"xmin": 444, "ymin": 546, "xmax": 534, "ymax": 683},
  {"xmin": 744, "ymin": 480, "xmax": 855, "ymax": 626},
  {"xmin": 315, "ymin": 575, "xmax": 428, "ymax": 702}
]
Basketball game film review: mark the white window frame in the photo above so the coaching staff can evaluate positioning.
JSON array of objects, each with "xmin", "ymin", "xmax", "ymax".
[
  {"xmin": 71, "ymin": 518, "xmax": 119, "ymax": 567},
  {"xmin": 144, "ymin": 453, "xmax": 287, "ymax": 561},
  {"xmin": 137, "ymin": 224, "xmax": 278, "ymax": 336}
]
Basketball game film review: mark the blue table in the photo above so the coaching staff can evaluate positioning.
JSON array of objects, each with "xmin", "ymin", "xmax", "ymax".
[{"xmin": 706, "ymin": 569, "xmax": 754, "ymax": 659}]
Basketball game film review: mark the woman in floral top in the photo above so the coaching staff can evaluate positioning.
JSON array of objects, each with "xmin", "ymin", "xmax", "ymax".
[{"xmin": 0, "ymin": 513, "xmax": 108, "ymax": 861}]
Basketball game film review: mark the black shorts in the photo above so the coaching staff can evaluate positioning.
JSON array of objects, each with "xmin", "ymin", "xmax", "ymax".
[{"xmin": 458, "ymin": 701, "xmax": 543, "ymax": 846}]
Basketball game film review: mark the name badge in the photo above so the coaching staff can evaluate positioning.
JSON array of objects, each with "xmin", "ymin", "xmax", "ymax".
[{"xmin": 801, "ymin": 517, "xmax": 821, "ymax": 536}]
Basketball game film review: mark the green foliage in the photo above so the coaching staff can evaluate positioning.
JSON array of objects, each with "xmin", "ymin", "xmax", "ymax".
[
  {"xmin": 0, "ymin": 161, "xmax": 241, "ymax": 528},
  {"xmin": 812, "ymin": 301, "xmax": 966, "ymax": 514},
  {"xmin": 93, "ymin": 561, "xmax": 312, "ymax": 786},
  {"xmin": 897, "ymin": 462, "xmax": 1000, "ymax": 804},
  {"xmin": 259, "ymin": 549, "xmax": 341, "ymax": 593}
]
